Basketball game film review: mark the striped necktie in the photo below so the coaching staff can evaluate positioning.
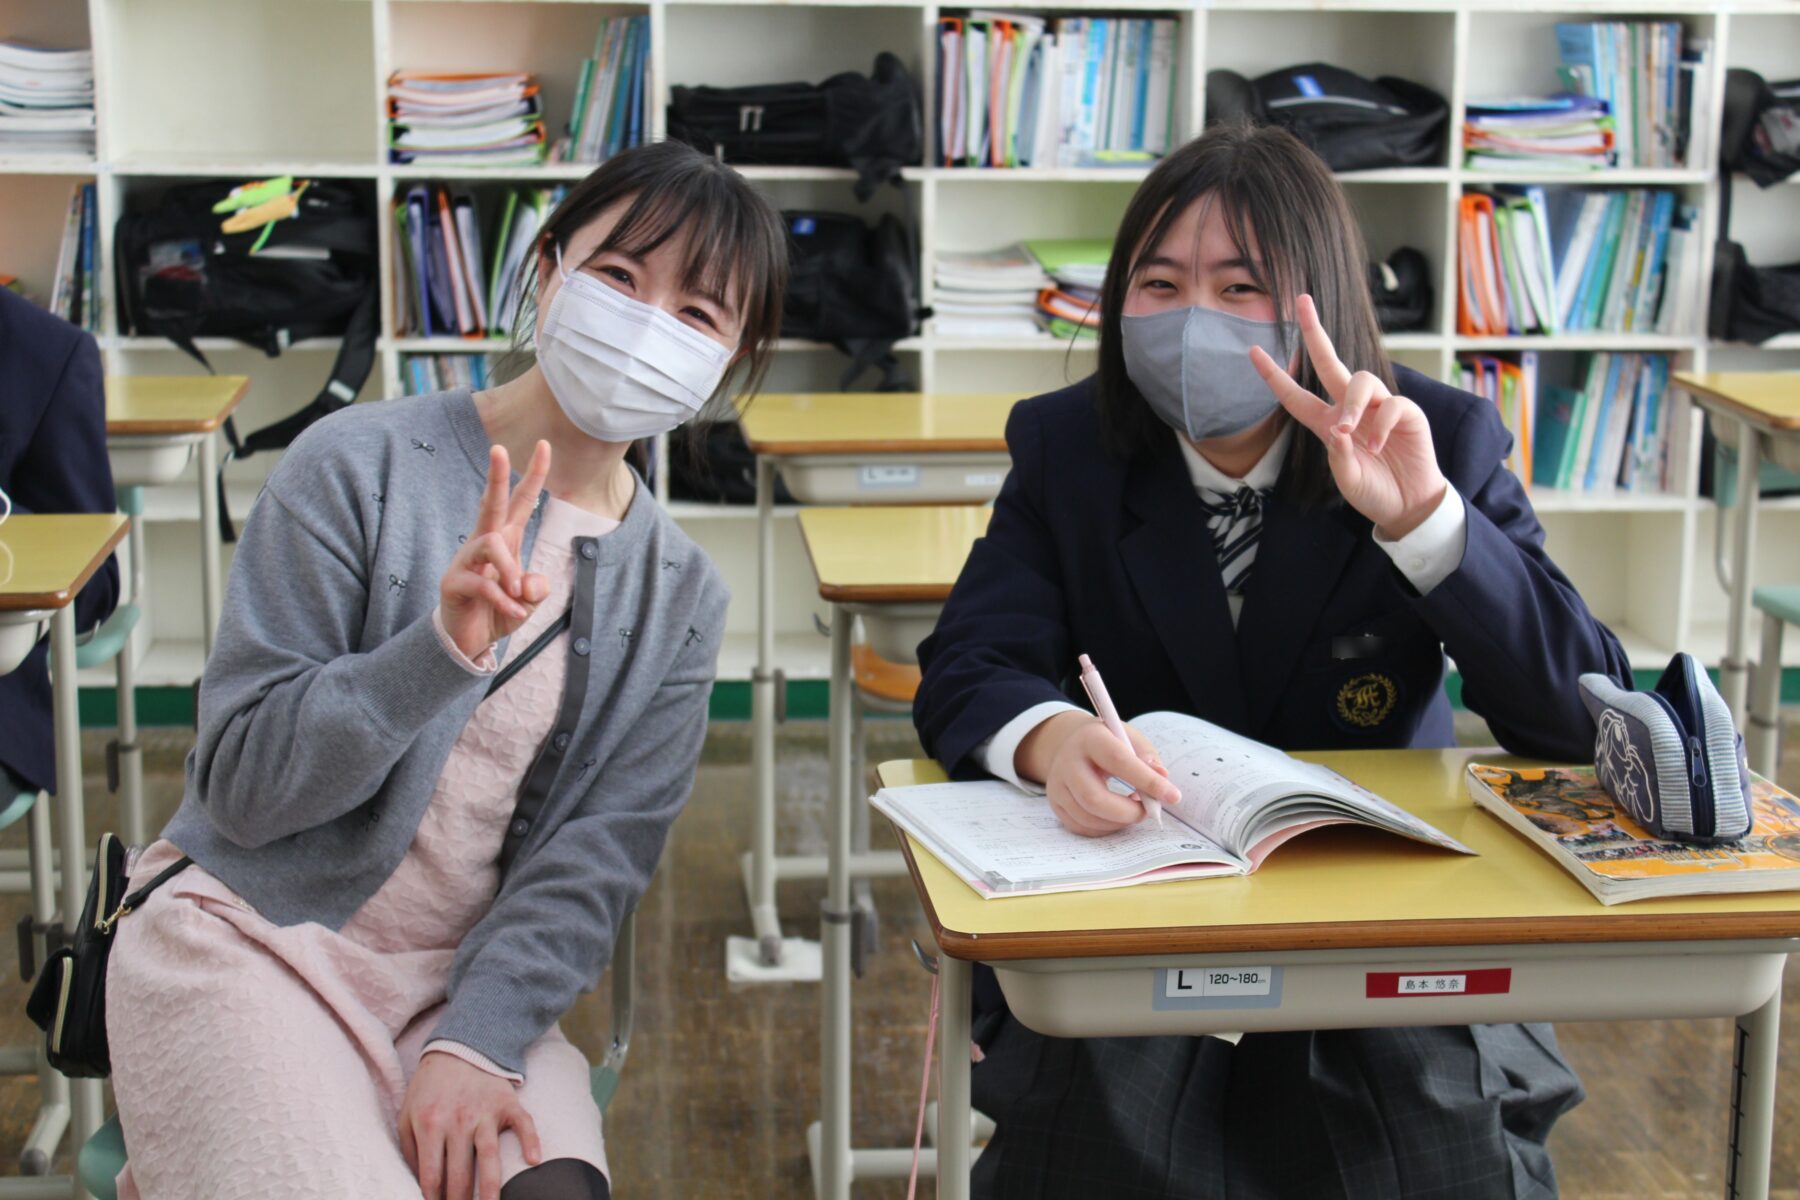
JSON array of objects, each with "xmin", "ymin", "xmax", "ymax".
[{"xmin": 1197, "ymin": 485, "xmax": 1267, "ymax": 595}]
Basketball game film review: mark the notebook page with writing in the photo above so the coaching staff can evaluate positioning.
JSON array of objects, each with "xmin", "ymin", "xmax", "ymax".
[{"xmin": 871, "ymin": 779, "xmax": 1244, "ymax": 896}]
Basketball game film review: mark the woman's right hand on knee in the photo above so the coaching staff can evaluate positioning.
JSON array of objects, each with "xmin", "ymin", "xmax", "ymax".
[
  {"xmin": 440, "ymin": 440, "xmax": 553, "ymax": 663},
  {"xmin": 1018, "ymin": 711, "xmax": 1181, "ymax": 837},
  {"xmin": 400, "ymin": 1052, "xmax": 544, "ymax": 1200}
]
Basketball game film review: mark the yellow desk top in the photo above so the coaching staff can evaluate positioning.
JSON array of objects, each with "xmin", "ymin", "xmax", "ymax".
[
  {"xmin": 0, "ymin": 514, "xmax": 129, "ymax": 611},
  {"xmin": 737, "ymin": 393, "xmax": 1019, "ymax": 456},
  {"xmin": 106, "ymin": 374, "xmax": 249, "ymax": 436},
  {"xmin": 798, "ymin": 506, "xmax": 990, "ymax": 603},
  {"xmin": 1673, "ymin": 372, "xmax": 1800, "ymax": 432},
  {"xmin": 878, "ymin": 753, "xmax": 1800, "ymax": 962}
]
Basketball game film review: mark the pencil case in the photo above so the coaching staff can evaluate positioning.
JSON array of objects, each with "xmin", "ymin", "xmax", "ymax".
[{"xmin": 1577, "ymin": 654, "xmax": 1752, "ymax": 843}]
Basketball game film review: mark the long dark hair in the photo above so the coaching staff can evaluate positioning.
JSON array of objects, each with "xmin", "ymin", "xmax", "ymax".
[
  {"xmin": 503, "ymin": 140, "xmax": 788, "ymax": 413},
  {"xmin": 1096, "ymin": 122, "xmax": 1392, "ymax": 509}
]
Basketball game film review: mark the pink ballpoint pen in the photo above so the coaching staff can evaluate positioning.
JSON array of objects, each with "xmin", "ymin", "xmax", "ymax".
[{"xmin": 1077, "ymin": 653, "xmax": 1163, "ymax": 828}]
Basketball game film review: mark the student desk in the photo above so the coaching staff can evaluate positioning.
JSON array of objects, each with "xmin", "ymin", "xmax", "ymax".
[
  {"xmin": 1671, "ymin": 372, "xmax": 1800, "ymax": 772},
  {"xmin": 734, "ymin": 392, "xmax": 1015, "ymax": 975},
  {"xmin": 879, "ymin": 751, "xmax": 1800, "ymax": 1200},
  {"xmin": 0, "ymin": 513, "xmax": 128, "ymax": 1199},
  {"xmin": 104, "ymin": 374, "xmax": 249, "ymax": 663},
  {"xmin": 797, "ymin": 505, "xmax": 991, "ymax": 1199}
]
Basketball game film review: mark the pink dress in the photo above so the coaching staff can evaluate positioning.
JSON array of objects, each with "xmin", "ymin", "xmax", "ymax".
[{"xmin": 108, "ymin": 497, "xmax": 618, "ymax": 1200}]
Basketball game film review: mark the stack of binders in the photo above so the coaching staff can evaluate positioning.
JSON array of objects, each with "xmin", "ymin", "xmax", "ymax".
[
  {"xmin": 937, "ymin": 13, "xmax": 1178, "ymax": 170},
  {"xmin": 393, "ymin": 185, "xmax": 565, "ymax": 340},
  {"xmin": 1456, "ymin": 187, "xmax": 1698, "ymax": 337}
]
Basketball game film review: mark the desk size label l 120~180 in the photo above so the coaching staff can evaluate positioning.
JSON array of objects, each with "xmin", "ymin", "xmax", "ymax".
[{"xmin": 1152, "ymin": 966, "xmax": 1283, "ymax": 1011}]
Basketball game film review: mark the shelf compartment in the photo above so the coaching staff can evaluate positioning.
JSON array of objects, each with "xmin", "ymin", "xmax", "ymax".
[{"xmin": 103, "ymin": 0, "xmax": 376, "ymax": 165}]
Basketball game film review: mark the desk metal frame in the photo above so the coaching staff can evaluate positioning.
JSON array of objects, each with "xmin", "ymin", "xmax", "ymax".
[
  {"xmin": 1675, "ymin": 377, "xmax": 1800, "ymax": 776},
  {"xmin": 931, "ymin": 936, "xmax": 1790, "ymax": 1200},
  {"xmin": 105, "ymin": 429, "xmax": 224, "ymax": 662},
  {"xmin": 744, "ymin": 452, "xmax": 1006, "ymax": 971}
]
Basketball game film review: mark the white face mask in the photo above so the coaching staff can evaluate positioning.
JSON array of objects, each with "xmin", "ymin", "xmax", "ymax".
[{"xmin": 537, "ymin": 246, "xmax": 733, "ymax": 443}]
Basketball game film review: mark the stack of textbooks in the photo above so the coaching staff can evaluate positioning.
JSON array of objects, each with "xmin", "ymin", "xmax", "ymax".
[
  {"xmin": 1553, "ymin": 21, "xmax": 1709, "ymax": 168},
  {"xmin": 1463, "ymin": 96, "xmax": 1613, "ymax": 172},
  {"xmin": 937, "ymin": 13, "xmax": 1177, "ymax": 170},
  {"xmin": 551, "ymin": 14, "xmax": 649, "ymax": 164},
  {"xmin": 46, "ymin": 182, "xmax": 99, "ymax": 332},
  {"xmin": 402, "ymin": 353, "xmax": 505, "ymax": 397},
  {"xmin": 388, "ymin": 73, "xmax": 547, "ymax": 168},
  {"xmin": 932, "ymin": 244, "xmax": 1052, "ymax": 339},
  {"xmin": 0, "ymin": 41, "xmax": 95, "ymax": 157},
  {"xmin": 1532, "ymin": 352, "xmax": 1677, "ymax": 494},
  {"xmin": 1025, "ymin": 238, "xmax": 1108, "ymax": 340},
  {"xmin": 1456, "ymin": 187, "xmax": 1698, "ymax": 336},
  {"xmin": 393, "ymin": 185, "xmax": 565, "ymax": 339}
]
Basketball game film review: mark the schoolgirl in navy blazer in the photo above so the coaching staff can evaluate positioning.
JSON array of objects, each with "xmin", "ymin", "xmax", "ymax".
[{"xmin": 912, "ymin": 122, "xmax": 1631, "ymax": 1200}]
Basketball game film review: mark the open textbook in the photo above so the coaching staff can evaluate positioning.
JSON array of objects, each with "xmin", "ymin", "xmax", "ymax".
[
  {"xmin": 1467, "ymin": 763, "xmax": 1800, "ymax": 904},
  {"xmin": 873, "ymin": 711, "xmax": 1473, "ymax": 898}
]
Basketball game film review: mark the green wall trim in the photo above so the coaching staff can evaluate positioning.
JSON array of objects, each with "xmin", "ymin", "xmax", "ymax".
[{"xmin": 78, "ymin": 668, "xmax": 1800, "ymax": 729}]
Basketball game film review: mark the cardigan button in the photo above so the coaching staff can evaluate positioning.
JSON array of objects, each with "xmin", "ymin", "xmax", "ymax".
[
  {"xmin": 509, "ymin": 818, "xmax": 530, "ymax": 837},
  {"xmin": 553, "ymin": 731, "xmax": 572, "ymax": 751},
  {"xmin": 573, "ymin": 637, "xmax": 591, "ymax": 656},
  {"xmin": 579, "ymin": 541, "xmax": 598, "ymax": 561}
]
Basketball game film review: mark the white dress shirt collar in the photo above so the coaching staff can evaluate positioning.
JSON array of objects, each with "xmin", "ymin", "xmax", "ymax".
[{"xmin": 1175, "ymin": 420, "xmax": 1295, "ymax": 494}]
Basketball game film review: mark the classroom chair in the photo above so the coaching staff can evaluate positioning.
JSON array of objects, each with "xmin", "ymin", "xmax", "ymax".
[
  {"xmin": 848, "ymin": 641, "xmax": 921, "ymax": 973},
  {"xmin": 0, "ymin": 770, "xmax": 67, "ymax": 1186},
  {"xmin": 77, "ymin": 909, "xmax": 638, "ymax": 1198},
  {"xmin": 1749, "ymin": 584, "xmax": 1799, "ymax": 780}
]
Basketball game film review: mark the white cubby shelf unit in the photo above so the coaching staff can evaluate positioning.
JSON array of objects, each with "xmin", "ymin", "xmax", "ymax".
[{"xmin": 3, "ymin": 0, "xmax": 1796, "ymax": 692}]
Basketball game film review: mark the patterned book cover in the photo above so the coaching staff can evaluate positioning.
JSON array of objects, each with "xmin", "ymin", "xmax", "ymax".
[{"xmin": 1468, "ymin": 763, "xmax": 1800, "ymax": 896}]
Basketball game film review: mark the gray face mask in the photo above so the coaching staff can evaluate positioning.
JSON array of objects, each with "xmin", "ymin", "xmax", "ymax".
[{"xmin": 1121, "ymin": 305, "xmax": 1299, "ymax": 441}]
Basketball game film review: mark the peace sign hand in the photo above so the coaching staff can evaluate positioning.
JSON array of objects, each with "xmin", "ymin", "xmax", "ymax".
[
  {"xmin": 439, "ymin": 440, "xmax": 552, "ymax": 662},
  {"xmin": 1248, "ymin": 295, "xmax": 1448, "ymax": 540}
]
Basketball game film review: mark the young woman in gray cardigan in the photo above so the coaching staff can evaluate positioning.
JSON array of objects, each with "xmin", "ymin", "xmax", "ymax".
[{"xmin": 104, "ymin": 142, "xmax": 787, "ymax": 1200}]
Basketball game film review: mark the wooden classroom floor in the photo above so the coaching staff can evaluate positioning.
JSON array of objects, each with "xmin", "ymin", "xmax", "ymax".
[{"xmin": 0, "ymin": 713, "xmax": 1793, "ymax": 1198}]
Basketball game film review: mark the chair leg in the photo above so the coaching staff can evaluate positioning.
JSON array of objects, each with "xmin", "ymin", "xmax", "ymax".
[
  {"xmin": 115, "ymin": 627, "xmax": 145, "ymax": 848},
  {"xmin": 1749, "ymin": 612, "xmax": 1784, "ymax": 781},
  {"xmin": 21, "ymin": 794, "xmax": 67, "ymax": 1176},
  {"xmin": 850, "ymin": 695, "xmax": 877, "ymax": 975}
]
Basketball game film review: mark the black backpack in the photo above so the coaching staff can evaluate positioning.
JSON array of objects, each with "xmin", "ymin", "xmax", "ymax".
[
  {"xmin": 1206, "ymin": 63, "xmax": 1448, "ymax": 172},
  {"xmin": 1709, "ymin": 70, "xmax": 1800, "ymax": 344},
  {"xmin": 668, "ymin": 52, "xmax": 922, "ymax": 201},
  {"xmin": 114, "ymin": 179, "xmax": 380, "ymax": 536},
  {"xmin": 781, "ymin": 210, "xmax": 919, "ymax": 391},
  {"xmin": 1369, "ymin": 246, "xmax": 1434, "ymax": 333}
]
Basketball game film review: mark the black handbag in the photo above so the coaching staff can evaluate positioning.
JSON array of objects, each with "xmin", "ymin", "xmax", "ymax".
[
  {"xmin": 25, "ymin": 834, "xmax": 191, "ymax": 1078},
  {"xmin": 21, "ymin": 610, "xmax": 572, "ymax": 1079}
]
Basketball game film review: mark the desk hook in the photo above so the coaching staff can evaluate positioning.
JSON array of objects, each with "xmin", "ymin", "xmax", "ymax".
[{"xmin": 910, "ymin": 938, "xmax": 939, "ymax": 976}]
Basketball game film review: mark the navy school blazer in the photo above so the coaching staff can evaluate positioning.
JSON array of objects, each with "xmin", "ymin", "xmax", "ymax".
[
  {"xmin": 0, "ymin": 288, "xmax": 119, "ymax": 793},
  {"xmin": 914, "ymin": 366, "xmax": 1632, "ymax": 777}
]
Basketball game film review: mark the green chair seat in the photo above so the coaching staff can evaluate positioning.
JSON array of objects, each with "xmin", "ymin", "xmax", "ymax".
[
  {"xmin": 74, "ymin": 603, "xmax": 141, "ymax": 672},
  {"xmin": 78, "ymin": 1115, "xmax": 126, "ymax": 1200},
  {"xmin": 1753, "ymin": 585, "xmax": 1800, "ymax": 629},
  {"xmin": 0, "ymin": 787, "xmax": 36, "ymax": 836}
]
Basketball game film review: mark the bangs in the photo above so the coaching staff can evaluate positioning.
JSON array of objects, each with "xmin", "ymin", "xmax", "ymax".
[{"xmin": 594, "ymin": 178, "xmax": 757, "ymax": 318}]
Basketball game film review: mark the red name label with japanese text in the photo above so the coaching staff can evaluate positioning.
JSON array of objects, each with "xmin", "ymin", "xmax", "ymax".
[{"xmin": 1365, "ymin": 968, "xmax": 1512, "ymax": 998}]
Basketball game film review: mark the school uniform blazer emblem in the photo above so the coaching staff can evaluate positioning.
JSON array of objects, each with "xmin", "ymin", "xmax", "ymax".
[{"xmin": 1336, "ymin": 672, "xmax": 1397, "ymax": 728}]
